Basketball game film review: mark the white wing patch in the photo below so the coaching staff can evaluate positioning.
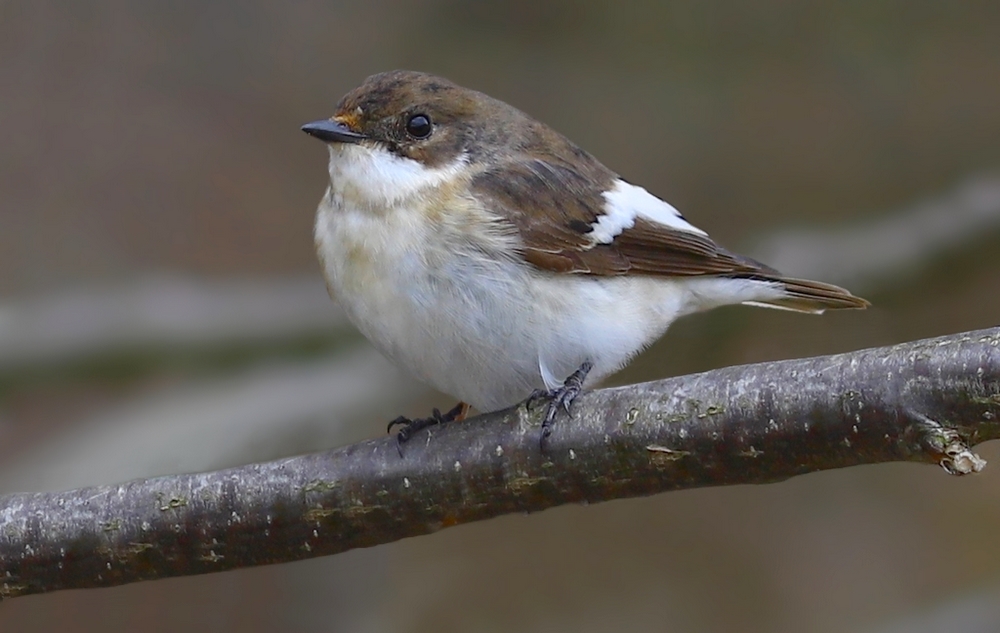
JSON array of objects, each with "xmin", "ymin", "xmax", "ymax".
[{"xmin": 592, "ymin": 179, "xmax": 707, "ymax": 244}]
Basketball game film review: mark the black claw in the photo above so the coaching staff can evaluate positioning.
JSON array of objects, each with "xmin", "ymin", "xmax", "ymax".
[
  {"xmin": 525, "ymin": 388, "xmax": 548, "ymax": 409},
  {"xmin": 388, "ymin": 403, "xmax": 467, "ymax": 456},
  {"xmin": 387, "ymin": 416, "xmax": 409, "ymax": 434},
  {"xmin": 536, "ymin": 361, "xmax": 593, "ymax": 449}
]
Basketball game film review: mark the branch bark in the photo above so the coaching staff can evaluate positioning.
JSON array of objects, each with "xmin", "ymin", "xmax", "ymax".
[{"xmin": 2, "ymin": 328, "xmax": 999, "ymax": 599}]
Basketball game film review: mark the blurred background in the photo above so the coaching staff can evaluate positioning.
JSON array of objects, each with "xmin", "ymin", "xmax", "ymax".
[{"xmin": 1, "ymin": 1, "xmax": 999, "ymax": 631}]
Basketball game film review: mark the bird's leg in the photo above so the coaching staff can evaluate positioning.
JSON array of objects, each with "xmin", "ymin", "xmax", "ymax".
[
  {"xmin": 388, "ymin": 401, "xmax": 470, "ymax": 455},
  {"xmin": 529, "ymin": 360, "xmax": 593, "ymax": 447}
]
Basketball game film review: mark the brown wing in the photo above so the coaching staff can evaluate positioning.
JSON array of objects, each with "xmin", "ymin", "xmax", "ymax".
[
  {"xmin": 470, "ymin": 158, "xmax": 770, "ymax": 278},
  {"xmin": 471, "ymin": 159, "xmax": 869, "ymax": 311}
]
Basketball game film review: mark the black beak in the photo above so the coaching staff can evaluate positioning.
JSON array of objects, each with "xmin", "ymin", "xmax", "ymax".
[{"xmin": 301, "ymin": 119, "xmax": 367, "ymax": 143}]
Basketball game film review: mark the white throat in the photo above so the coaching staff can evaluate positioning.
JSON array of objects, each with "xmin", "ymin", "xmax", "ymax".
[{"xmin": 326, "ymin": 144, "xmax": 468, "ymax": 210}]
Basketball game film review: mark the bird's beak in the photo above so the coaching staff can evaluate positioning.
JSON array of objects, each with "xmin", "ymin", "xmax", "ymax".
[{"xmin": 301, "ymin": 119, "xmax": 367, "ymax": 144}]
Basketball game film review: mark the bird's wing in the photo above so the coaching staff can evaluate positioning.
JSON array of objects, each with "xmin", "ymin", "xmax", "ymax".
[{"xmin": 470, "ymin": 157, "xmax": 770, "ymax": 277}]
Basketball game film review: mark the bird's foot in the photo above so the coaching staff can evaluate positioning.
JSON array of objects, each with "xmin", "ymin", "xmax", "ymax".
[
  {"xmin": 528, "ymin": 361, "xmax": 593, "ymax": 448},
  {"xmin": 387, "ymin": 401, "xmax": 469, "ymax": 456}
]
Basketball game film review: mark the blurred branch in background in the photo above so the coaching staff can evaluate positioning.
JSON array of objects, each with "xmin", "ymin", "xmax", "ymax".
[
  {"xmin": 0, "ymin": 349, "xmax": 424, "ymax": 494},
  {"xmin": 872, "ymin": 582, "xmax": 1000, "ymax": 633},
  {"xmin": 0, "ymin": 275, "xmax": 346, "ymax": 372},
  {"xmin": 752, "ymin": 174, "xmax": 1000, "ymax": 291},
  {"xmin": 1, "ymin": 327, "xmax": 997, "ymax": 600}
]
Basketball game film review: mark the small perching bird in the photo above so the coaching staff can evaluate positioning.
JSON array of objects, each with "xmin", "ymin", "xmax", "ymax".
[{"xmin": 302, "ymin": 70, "xmax": 868, "ymax": 446}]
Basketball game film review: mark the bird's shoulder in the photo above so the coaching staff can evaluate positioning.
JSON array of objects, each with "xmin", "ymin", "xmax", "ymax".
[{"xmin": 468, "ymin": 153, "xmax": 771, "ymax": 278}]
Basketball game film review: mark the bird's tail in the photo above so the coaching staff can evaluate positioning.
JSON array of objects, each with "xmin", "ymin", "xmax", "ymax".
[{"xmin": 742, "ymin": 276, "xmax": 870, "ymax": 314}]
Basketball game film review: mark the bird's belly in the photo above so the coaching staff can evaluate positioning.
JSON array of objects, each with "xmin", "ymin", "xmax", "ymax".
[
  {"xmin": 315, "ymin": 204, "xmax": 689, "ymax": 412},
  {"xmin": 316, "ymin": 205, "xmax": 544, "ymax": 410}
]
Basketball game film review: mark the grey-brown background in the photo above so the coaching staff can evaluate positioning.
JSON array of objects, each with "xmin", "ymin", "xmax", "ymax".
[{"xmin": 2, "ymin": 2, "xmax": 999, "ymax": 631}]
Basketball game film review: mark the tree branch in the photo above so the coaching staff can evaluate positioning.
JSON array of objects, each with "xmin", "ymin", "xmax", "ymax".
[{"xmin": 2, "ymin": 328, "xmax": 999, "ymax": 599}]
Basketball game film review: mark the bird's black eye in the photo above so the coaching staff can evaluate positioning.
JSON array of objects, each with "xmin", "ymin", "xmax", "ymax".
[{"xmin": 405, "ymin": 114, "xmax": 432, "ymax": 139}]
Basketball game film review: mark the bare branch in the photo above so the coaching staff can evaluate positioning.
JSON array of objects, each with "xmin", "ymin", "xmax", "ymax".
[{"xmin": 1, "ymin": 328, "xmax": 998, "ymax": 599}]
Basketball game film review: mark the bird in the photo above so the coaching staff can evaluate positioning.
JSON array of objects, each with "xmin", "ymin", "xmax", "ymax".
[{"xmin": 301, "ymin": 70, "xmax": 868, "ymax": 448}]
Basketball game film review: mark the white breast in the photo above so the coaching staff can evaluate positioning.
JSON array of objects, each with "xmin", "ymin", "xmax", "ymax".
[{"xmin": 315, "ymin": 144, "xmax": 536, "ymax": 409}]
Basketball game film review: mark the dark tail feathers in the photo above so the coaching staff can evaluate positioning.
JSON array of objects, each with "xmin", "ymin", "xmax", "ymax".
[{"xmin": 743, "ymin": 276, "xmax": 870, "ymax": 314}]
